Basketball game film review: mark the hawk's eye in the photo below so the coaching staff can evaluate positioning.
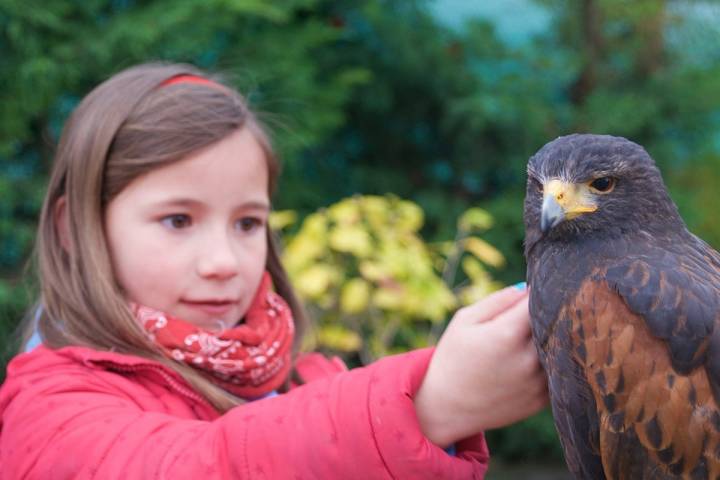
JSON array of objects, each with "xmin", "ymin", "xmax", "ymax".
[
  {"xmin": 529, "ymin": 176, "xmax": 543, "ymax": 194},
  {"xmin": 589, "ymin": 177, "xmax": 615, "ymax": 193}
]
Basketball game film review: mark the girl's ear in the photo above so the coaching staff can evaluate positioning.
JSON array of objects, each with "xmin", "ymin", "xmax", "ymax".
[{"xmin": 54, "ymin": 196, "xmax": 72, "ymax": 253}]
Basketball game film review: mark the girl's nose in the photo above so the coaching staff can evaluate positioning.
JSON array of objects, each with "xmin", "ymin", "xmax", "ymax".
[{"xmin": 196, "ymin": 231, "xmax": 241, "ymax": 280}]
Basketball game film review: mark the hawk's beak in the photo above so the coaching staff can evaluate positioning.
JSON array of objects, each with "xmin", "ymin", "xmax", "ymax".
[
  {"xmin": 541, "ymin": 195, "xmax": 565, "ymax": 233},
  {"xmin": 541, "ymin": 179, "xmax": 597, "ymax": 233}
]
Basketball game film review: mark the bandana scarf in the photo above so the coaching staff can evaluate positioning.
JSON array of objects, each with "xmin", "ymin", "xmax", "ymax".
[{"xmin": 133, "ymin": 272, "xmax": 294, "ymax": 399}]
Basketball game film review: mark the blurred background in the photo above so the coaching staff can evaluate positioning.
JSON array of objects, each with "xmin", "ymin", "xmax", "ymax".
[{"xmin": 2, "ymin": 0, "xmax": 720, "ymax": 477}]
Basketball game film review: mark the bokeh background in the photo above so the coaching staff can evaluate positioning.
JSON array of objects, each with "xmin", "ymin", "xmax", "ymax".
[{"xmin": 2, "ymin": 0, "xmax": 720, "ymax": 476}]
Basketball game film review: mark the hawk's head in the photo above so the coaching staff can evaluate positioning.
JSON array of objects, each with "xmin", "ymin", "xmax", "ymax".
[{"xmin": 524, "ymin": 134, "xmax": 683, "ymax": 253}]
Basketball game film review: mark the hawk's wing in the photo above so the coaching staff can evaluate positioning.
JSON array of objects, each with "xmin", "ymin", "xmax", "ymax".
[
  {"xmin": 557, "ymin": 235, "xmax": 720, "ymax": 479},
  {"xmin": 605, "ymin": 234, "xmax": 720, "ymax": 379}
]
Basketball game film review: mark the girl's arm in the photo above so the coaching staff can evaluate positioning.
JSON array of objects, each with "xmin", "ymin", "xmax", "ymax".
[{"xmin": 0, "ymin": 347, "xmax": 488, "ymax": 479}]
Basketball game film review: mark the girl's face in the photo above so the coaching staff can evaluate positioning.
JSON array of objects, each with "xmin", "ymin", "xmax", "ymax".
[{"xmin": 105, "ymin": 128, "xmax": 270, "ymax": 331}]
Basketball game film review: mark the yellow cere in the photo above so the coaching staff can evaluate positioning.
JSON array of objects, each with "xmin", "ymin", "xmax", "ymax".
[{"xmin": 544, "ymin": 179, "xmax": 598, "ymax": 219}]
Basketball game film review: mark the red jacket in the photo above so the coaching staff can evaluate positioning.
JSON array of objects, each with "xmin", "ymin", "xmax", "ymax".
[{"xmin": 0, "ymin": 345, "xmax": 489, "ymax": 479}]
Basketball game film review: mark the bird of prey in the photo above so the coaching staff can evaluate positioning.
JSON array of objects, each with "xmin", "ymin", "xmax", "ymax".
[{"xmin": 523, "ymin": 134, "xmax": 720, "ymax": 479}]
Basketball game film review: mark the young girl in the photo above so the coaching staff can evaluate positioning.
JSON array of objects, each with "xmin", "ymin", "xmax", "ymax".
[{"xmin": 0, "ymin": 63, "xmax": 547, "ymax": 479}]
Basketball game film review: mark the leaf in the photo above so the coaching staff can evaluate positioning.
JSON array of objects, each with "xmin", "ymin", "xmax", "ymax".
[
  {"xmin": 358, "ymin": 261, "xmax": 390, "ymax": 282},
  {"xmin": 317, "ymin": 324, "xmax": 362, "ymax": 352},
  {"xmin": 340, "ymin": 278, "xmax": 371, "ymax": 314},
  {"xmin": 294, "ymin": 264, "xmax": 339, "ymax": 299},
  {"xmin": 461, "ymin": 256, "xmax": 487, "ymax": 282},
  {"xmin": 360, "ymin": 195, "xmax": 390, "ymax": 232},
  {"xmin": 269, "ymin": 209, "xmax": 297, "ymax": 231},
  {"xmin": 460, "ymin": 257, "xmax": 504, "ymax": 305},
  {"xmin": 336, "ymin": 67, "xmax": 373, "ymax": 87},
  {"xmin": 372, "ymin": 285, "xmax": 405, "ymax": 310},
  {"xmin": 283, "ymin": 212, "xmax": 328, "ymax": 272},
  {"xmin": 458, "ymin": 208, "xmax": 494, "ymax": 233},
  {"xmin": 432, "ymin": 240, "xmax": 457, "ymax": 258},
  {"xmin": 328, "ymin": 197, "xmax": 361, "ymax": 225},
  {"xmin": 328, "ymin": 225, "xmax": 373, "ymax": 257},
  {"xmin": 412, "ymin": 280, "xmax": 456, "ymax": 322},
  {"xmin": 395, "ymin": 200, "xmax": 424, "ymax": 232},
  {"xmin": 463, "ymin": 236, "xmax": 505, "ymax": 268}
]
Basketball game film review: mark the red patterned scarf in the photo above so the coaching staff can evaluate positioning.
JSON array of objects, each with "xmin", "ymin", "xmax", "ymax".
[{"xmin": 133, "ymin": 272, "xmax": 294, "ymax": 399}]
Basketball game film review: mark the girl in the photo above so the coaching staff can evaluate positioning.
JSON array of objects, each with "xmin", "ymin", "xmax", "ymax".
[{"xmin": 0, "ymin": 63, "xmax": 547, "ymax": 479}]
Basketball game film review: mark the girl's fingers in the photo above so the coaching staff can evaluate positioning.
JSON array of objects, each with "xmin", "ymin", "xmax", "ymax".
[
  {"xmin": 460, "ymin": 285, "xmax": 528, "ymax": 324},
  {"xmin": 489, "ymin": 295, "xmax": 532, "ymax": 345}
]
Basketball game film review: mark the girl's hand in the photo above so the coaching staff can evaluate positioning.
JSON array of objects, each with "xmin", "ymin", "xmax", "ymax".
[{"xmin": 414, "ymin": 286, "xmax": 549, "ymax": 448}]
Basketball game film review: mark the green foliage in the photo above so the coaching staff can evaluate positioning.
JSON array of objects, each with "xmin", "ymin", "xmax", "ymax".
[
  {"xmin": 667, "ymin": 152, "xmax": 720, "ymax": 248},
  {"xmin": 273, "ymin": 195, "xmax": 504, "ymax": 363},
  {"xmin": 283, "ymin": 4, "xmax": 547, "ymax": 218},
  {"xmin": 0, "ymin": 0, "xmax": 365, "ymax": 361},
  {"xmin": 486, "ymin": 409, "xmax": 565, "ymax": 462},
  {"xmin": 0, "ymin": 0, "xmax": 363, "ymax": 159}
]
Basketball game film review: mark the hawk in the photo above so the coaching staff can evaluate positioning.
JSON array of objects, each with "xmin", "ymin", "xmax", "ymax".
[{"xmin": 523, "ymin": 134, "xmax": 720, "ymax": 479}]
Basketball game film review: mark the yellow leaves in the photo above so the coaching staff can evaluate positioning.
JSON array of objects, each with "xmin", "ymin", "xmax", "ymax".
[
  {"xmin": 361, "ymin": 195, "xmax": 389, "ymax": 231},
  {"xmin": 278, "ymin": 194, "xmax": 505, "ymax": 361},
  {"xmin": 303, "ymin": 212, "xmax": 329, "ymax": 237},
  {"xmin": 463, "ymin": 236, "xmax": 506, "ymax": 268},
  {"xmin": 395, "ymin": 200, "xmax": 424, "ymax": 232},
  {"xmin": 329, "ymin": 225, "xmax": 373, "ymax": 257},
  {"xmin": 462, "ymin": 256, "xmax": 486, "ymax": 282},
  {"xmin": 371, "ymin": 278, "xmax": 455, "ymax": 323},
  {"xmin": 358, "ymin": 261, "xmax": 389, "ymax": 282},
  {"xmin": 283, "ymin": 213, "xmax": 327, "ymax": 273},
  {"xmin": 458, "ymin": 207, "xmax": 493, "ymax": 232},
  {"xmin": 269, "ymin": 210, "xmax": 297, "ymax": 231},
  {"xmin": 328, "ymin": 197, "xmax": 362, "ymax": 225},
  {"xmin": 317, "ymin": 324, "xmax": 363, "ymax": 352},
  {"xmin": 340, "ymin": 278, "xmax": 370, "ymax": 314},
  {"xmin": 460, "ymin": 257, "xmax": 503, "ymax": 305},
  {"xmin": 294, "ymin": 264, "xmax": 340, "ymax": 299},
  {"xmin": 372, "ymin": 285, "xmax": 404, "ymax": 310}
]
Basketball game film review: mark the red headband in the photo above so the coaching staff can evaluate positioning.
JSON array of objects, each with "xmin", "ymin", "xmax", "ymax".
[{"xmin": 160, "ymin": 74, "xmax": 225, "ymax": 90}]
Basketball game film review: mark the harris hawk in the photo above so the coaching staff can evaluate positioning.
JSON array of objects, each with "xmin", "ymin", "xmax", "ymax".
[{"xmin": 523, "ymin": 134, "xmax": 720, "ymax": 479}]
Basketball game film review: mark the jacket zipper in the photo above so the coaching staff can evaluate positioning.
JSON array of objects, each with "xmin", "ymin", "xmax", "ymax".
[{"xmin": 94, "ymin": 361, "xmax": 211, "ymax": 408}]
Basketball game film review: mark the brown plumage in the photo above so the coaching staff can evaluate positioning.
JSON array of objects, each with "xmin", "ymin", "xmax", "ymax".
[{"xmin": 524, "ymin": 134, "xmax": 720, "ymax": 479}]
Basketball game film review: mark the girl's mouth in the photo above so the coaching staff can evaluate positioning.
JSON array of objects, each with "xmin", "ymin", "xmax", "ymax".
[{"xmin": 180, "ymin": 300, "xmax": 238, "ymax": 316}]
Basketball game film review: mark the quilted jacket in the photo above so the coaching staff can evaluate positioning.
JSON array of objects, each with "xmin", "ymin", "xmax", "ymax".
[{"xmin": 0, "ymin": 344, "xmax": 489, "ymax": 479}]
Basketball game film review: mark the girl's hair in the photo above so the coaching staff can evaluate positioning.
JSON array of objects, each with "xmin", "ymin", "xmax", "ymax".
[{"xmin": 25, "ymin": 62, "xmax": 308, "ymax": 412}]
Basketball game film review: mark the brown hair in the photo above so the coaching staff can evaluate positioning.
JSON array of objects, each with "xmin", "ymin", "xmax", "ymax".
[{"xmin": 26, "ymin": 62, "xmax": 308, "ymax": 412}]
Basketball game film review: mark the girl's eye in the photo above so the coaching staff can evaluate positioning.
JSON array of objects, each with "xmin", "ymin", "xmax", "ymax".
[
  {"xmin": 161, "ymin": 214, "xmax": 192, "ymax": 229},
  {"xmin": 236, "ymin": 217, "xmax": 264, "ymax": 232},
  {"xmin": 589, "ymin": 176, "xmax": 616, "ymax": 193}
]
